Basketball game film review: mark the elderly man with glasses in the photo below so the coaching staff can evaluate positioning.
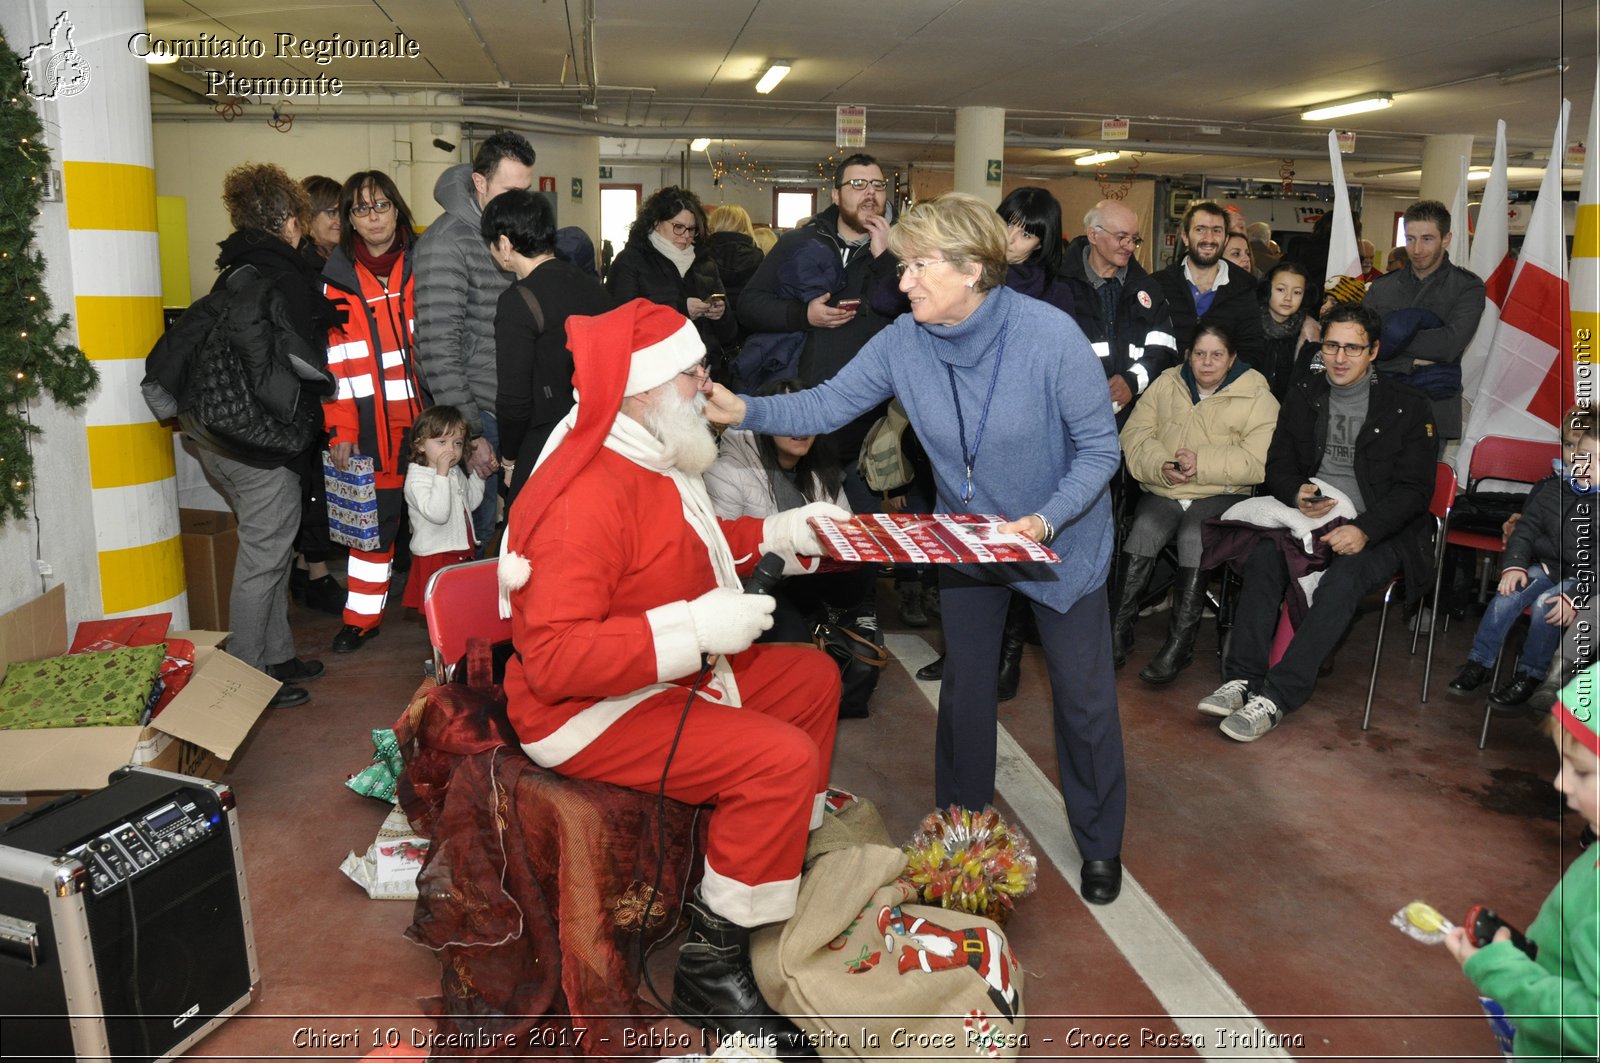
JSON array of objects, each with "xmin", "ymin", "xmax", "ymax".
[
  {"xmin": 1197, "ymin": 303, "xmax": 1438, "ymax": 742},
  {"xmin": 1059, "ymin": 199, "xmax": 1177, "ymax": 421}
]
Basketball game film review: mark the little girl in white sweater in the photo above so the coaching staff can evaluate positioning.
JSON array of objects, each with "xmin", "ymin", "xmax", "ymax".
[{"xmin": 401, "ymin": 405, "xmax": 487, "ymax": 612}]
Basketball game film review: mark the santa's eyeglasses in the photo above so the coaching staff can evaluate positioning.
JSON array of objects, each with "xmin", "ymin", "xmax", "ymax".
[{"xmin": 679, "ymin": 359, "xmax": 711, "ymax": 381}]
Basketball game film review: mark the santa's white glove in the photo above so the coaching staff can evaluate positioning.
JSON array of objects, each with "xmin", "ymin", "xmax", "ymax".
[
  {"xmin": 686, "ymin": 587, "xmax": 775, "ymax": 657},
  {"xmin": 762, "ymin": 501, "xmax": 850, "ymax": 558}
]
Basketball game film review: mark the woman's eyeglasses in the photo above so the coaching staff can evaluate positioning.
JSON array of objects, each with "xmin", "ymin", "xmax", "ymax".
[
  {"xmin": 895, "ymin": 258, "xmax": 951, "ymax": 279},
  {"xmin": 351, "ymin": 199, "xmax": 393, "ymax": 217},
  {"xmin": 667, "ymin": 221, "xmax": 698, "ymax": 237}
]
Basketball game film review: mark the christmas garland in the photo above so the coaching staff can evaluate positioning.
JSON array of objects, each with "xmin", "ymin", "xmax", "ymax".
[{"xmin": 0, "ymin": 28, "xmax": 98, "ymax": 520}]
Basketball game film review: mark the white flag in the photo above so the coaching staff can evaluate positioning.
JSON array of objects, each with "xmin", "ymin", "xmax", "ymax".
[
  {"xmin": 1460, "ymin": 121, "xmax": 1512, "ymax": 405},
  {"xmin": 1324, "ymin": 129, "xmax": 1363, "ymax": 286}
]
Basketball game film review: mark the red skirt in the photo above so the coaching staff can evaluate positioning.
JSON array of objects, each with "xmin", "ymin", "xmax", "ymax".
[{"xmin": 403, "ymin": 548, "xmax": 477, "ymax": 610}]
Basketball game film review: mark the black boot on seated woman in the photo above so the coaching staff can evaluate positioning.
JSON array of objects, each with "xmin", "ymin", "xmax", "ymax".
[
  {"xmin": 1139, "ymin": 568, "xmax": 1207, "ymax": 685},
  {"xmin": 1110, "ymin": 554, "xmax": 1157, "ymax": 670}
]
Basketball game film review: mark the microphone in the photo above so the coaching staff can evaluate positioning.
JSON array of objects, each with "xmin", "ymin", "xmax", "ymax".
[{"xmin": 742, "ymin": 552, "xmax": 786, "ymax": 595}]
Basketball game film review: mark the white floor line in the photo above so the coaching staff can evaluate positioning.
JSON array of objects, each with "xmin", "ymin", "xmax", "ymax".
[{"xmin": 886, "ymin": 633, "xmax": 1298, "ymax": 1060}]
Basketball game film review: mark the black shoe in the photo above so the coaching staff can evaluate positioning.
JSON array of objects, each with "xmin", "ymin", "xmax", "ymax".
[
  {"xmin": 266, "ymin": 656, "xmax": 325, "ymax": 683},
  {"xmin": 332, "ymin": 624, "xmax": 381, "ymax": 653},
  {"xmin": 916, "ymin": 655, "xmax": 944, "ymax": 681},
  {"xmin": 289, "ymin": 567, "xmax": 311, "ymax": 603},
  {"xmin": 1489, "ymin": 673, "xmax": 1541, "ymax": 708},
  {"xmin": 672, "ymin": 897, "xmax": 816, "ymax": 1058},
  {"xmin": 267, "ymin": 684, "xmax": 310, "ymax": 709},
  {"xmin": 1110, "ymin": 555, "xmax": 1157, "ymax": 670},
  {"xmin": 1447, "ymin": 660, "xmax": 1492, "ymax": 696},
  {"xmin": 1080, "ymin": 858, "xmax": 1122, "ymax": 905},
  {"xmin": 302, "ymin": 575, "xmax": 346, "ymax": 616}
]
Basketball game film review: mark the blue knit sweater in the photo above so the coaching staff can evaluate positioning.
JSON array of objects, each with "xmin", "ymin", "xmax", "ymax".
[{"xmin": 739, "ymin": 285, "xmax": 1119, "ymax": 612}]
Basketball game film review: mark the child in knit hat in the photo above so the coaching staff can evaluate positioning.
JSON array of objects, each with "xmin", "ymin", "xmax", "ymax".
[{"xmin": 1446, "ymin": 665, "xmax": 1599, "ymax": 1058}]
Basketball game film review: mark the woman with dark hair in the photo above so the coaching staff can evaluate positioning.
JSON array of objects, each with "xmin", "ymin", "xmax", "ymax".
[
  {"xmin": 299, "ymin": 174, "xmax": 342, "ymax": 264},
  {"xmin": 321, "ymin": 171, "xmax": 425, "ymax": 653},
  {"xmin": 607, "ymin": 185, "xmax": 736, "ymax": 365},
  {"xmin": 704, "ymin": 379, "xmax": 876, "ymax": 642},
  {"xmin": 997, "ymin": 186, "xmax": 1074, "ymax": 316},
  {"xmin": 1256, "ymin": 260, "xmax": 1323, "ymax": 400},
  {"xmin": 1114, "ymin": 322, "xmax": 1278, "ymax": 684},
  {"xmin": 484, "ymin": 189, "xmax": 616, "ymax": 506},
  {"xmin": 199, "ymin": 163, "xmax": 339, "ymax": 707},
  {"xmin": 288, "ymin": 172, "xmax": 347, "ymax": 615}
]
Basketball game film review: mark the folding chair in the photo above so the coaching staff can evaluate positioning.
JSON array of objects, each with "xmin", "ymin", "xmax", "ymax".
[
  {"xmin": 422, "ymin": 557, "xmax": 509, "ymax": 681},
  {"xmin": 1363, "ymin": 462, "xmax": 1455, "ymax": 731},
  {"xmin": 1418, "ymin": 435, "xmax": 1561, "ymax": 702}
]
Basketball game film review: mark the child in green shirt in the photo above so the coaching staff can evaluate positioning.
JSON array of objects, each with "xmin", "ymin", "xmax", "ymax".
[{"xmin": 1448, "ymin": 666, "xmax": 1599, "ymax": 1058}]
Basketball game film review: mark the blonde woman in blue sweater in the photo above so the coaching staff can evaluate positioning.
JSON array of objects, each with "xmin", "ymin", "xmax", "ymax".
[{"xmin": 705, "ymin": 193, "xmax": 1127, "ymax": 904}]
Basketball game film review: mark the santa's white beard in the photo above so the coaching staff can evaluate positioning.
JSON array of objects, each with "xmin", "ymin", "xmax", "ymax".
[{"xmin": 641, "ymin": 386, "xmax": 718, "ymax": 475}]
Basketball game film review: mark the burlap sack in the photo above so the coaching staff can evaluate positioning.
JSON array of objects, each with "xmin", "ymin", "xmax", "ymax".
[{"xmin": 751, "ymin": 798, "xmax": 1026, "ymax": 1060}]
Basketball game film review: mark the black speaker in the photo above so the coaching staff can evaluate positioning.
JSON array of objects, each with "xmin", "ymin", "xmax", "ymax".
[{"xmin": 0, "ymin": 766, "xmax": 258, "ymax": 1062}]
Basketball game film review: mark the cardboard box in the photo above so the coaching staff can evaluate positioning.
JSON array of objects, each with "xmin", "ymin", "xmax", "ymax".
[
  {"xmin": 0, "ymin": 585, "xmax": 278, "ymax": 792},
  {"xmin": 180, "ymin": 508, "xmax": 238, "ymax": 630}
]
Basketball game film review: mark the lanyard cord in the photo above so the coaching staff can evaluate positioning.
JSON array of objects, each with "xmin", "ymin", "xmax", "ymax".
[{"xmin": 944, "ymin": 318, "xmax": 1008, "ymax": 505}]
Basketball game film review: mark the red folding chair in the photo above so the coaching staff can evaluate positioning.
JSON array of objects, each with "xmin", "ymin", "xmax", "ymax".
[
  {"xmin": 1363, "ymin": 462, "xmax": 1455, "ymax": 731},
  {"xmin": 1418, "ymin": 435, "xmax": 1561, "ymax": 702},
  {"xmin": 422, "ymin": 558, "xmax": 510, "ymax": 682}
]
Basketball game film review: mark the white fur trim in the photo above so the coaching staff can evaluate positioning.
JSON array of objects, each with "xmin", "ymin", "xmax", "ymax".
[
  {"xmin": 810, "ymin": 792, "xmax": 826, "ymax": 830},
  {"xmin": 497, "ymin": 550, "xmax": 531, "ymax": 620},
  {"xmin": 624, "ymin": 319, "xmax": 705, "ymax": 396},
  {"xmin": 700, "ymin": 858, "xmax": 801, "ymax": 928},
  {"xmin": 646, "ymin": 599, "xmax": 703, "ymax": 682}
]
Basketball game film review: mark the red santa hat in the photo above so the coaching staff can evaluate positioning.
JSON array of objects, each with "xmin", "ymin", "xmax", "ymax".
[{"xmin": 498, "ymin": 298, "xmax": 704, "ymax": 596}]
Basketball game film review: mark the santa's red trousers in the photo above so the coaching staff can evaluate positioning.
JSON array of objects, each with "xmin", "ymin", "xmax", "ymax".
[{"xmin": 553, "ymin": 643, "xmax": 840, "ymax": 927}]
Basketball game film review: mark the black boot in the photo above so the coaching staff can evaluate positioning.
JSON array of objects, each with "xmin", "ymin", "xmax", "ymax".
[
  {"xmin": 997, "ymin": 599, "xmax": 1027, "ymax": 702},
  {"xmin": 1111, "ymin": 554, "xmax": 1157, "ymax": 669},
  {"xmin": 1140, "ymin": 568, "xmax": 1207, "ymax": 685},
  {"xmin": 672, "ymin": 897, "xmax": 816, "ymax": 1058}
]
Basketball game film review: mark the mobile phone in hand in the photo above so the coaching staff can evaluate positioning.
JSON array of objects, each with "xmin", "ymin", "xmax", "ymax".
[
  {"xmin": 708, "ymin": 293, "xmax": 726, "ymax": 303},
  {"xmin": 1305, "ymin": 491, "xmax": 1329, "ymax": 503},
  {"xmin": 834, "ymin": 297, "xmax": 861, "ymax": 312}
]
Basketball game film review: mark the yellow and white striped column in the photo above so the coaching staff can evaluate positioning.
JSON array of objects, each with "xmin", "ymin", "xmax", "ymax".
[
  {"xmin": 1573, "ymin": 70, "xmax": 1600, "ymax": 410},
  {"xmin": 59, "ymin": 0, "xmax": 184, "ymax": 621}
]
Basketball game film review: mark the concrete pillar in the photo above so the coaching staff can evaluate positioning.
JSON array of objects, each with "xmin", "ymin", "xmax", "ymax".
[
  {"xmin": 409, "ymin": 92, "xmax": 460, "ymax": 229},
  {"xmin": 954, "ymin": 106, "xmax": 1005, "ymax": 208},
  {"xmin": 1419, "ymin": 134, "xmax": 1475, "ymax": 214},
  {"xmin": 14, "ymin": 0, "xmax": 180, "ymax": 621},
  {"xmin": 565, "ymin": 134, "xmax": 603, "ymax": 252}
]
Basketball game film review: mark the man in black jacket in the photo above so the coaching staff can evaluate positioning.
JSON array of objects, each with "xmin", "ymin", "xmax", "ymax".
[
  {"xmin": 1152, "ymin": 201, "xmax": 1264, "ymax": 371},
  {"xmin": 736, "ymin": 154, "xmax": 900, "ymax": 511},
  {"xmin": 1059, "ymin": 199, "xmax": 1177, "ymax": 417},
  {"xmin": 1199, "ymin": 304, "xmax": 1437, "ymax": 742}
]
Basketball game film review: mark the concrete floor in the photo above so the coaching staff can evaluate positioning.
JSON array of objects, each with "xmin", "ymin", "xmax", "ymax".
[{"xmin": 189, "ymin": 573, "xmax": 1581, "ymax": 1061}]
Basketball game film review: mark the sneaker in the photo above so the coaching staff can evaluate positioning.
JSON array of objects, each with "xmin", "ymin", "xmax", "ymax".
[
  {"xmin": 898, "ymin": 586, "xmax": 928, "ymax": 628},
  {"xmin": 1198, "ymin": 679, "xmax": 1251, "ymax": 718},
  {"xmin": 1220, "ymin": 695, "xmax": 1282, "ymax": 742}
]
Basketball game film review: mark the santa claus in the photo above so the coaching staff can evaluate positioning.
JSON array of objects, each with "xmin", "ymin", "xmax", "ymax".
[{"xmin": 498, "ymin": 298, "xmax": 844, "ymax": 1054}]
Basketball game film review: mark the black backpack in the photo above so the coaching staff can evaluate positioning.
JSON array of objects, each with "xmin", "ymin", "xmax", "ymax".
[{"xmin": 143, "ymin": 265, "xmax": 331, "ymax": 464}]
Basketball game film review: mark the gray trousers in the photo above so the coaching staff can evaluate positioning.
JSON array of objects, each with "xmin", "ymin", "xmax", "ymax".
[
  {"xmin": 195, "ymin": 447, "xmax": 299, "ymax": 670},
  {"xmin": 1122, "ymin": 492, "xmax": 1239, "ymax": 567}
]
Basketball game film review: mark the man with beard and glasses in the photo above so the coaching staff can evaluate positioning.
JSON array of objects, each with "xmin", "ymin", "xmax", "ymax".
[
  {"xmin": 737, "ymin": 153, "xmax": 901, "ymax": 514},
  {"xmin": 1153, "ymin": 201, "xmax": 1264, "ymax": 371},
  {"xmin": 498, "ymin": 298, "xmax": 847, "ymax": 1055}
]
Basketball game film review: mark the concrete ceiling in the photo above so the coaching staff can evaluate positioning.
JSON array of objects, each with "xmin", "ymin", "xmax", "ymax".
[{"xmin": 143, "ymin": 0, "xmax": 1596, "ymax": 191}]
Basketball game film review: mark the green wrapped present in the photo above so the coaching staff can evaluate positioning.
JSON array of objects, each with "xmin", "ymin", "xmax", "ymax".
[
  {"xmin": 346, "ymin": 727, "xmax": 403, "ymax": 802},
  {"xmin": 0, "ymin": 644, "xmax": 167, "ymax": 731}
]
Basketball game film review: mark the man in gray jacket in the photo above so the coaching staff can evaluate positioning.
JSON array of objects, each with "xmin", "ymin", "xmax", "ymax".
[
  {"xmin": 1363, "ymin": 199, "xmax": 1485, "ymax": 444},
  {"xmin": 414, "ymin": 131, "xmax": 536, "ymax": 548}
]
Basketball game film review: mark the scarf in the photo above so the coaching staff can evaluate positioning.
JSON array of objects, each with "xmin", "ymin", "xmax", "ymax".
[
  {"xmin": 648, "ymin": 230, "xmax": 697, "ymax": 276},
  {"xmin": 1261, "ymin": 307, "xmax": 1304, "ymax": 341},
  {"xmin": 353, "ymin": 227, "xmax": 406, "ymax": 281}
]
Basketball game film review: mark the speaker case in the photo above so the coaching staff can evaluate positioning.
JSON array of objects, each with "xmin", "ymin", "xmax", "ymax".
[{"xmin": 0, "ymin": 766, "xmax": 259, "ymax": 1063}]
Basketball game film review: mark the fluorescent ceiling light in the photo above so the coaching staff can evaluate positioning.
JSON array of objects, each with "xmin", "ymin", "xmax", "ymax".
[
  {"xmin": 1468, "ymin": 168, "xmax": 1491, "ymax": 180},
  {"xmin": 689, "ymin": 137, "xmax": 711, "ymax": 151},
  {"xmin": 1300, "ymin": 92, "xmax": 1393, "ymax": 121},
  {"xmin": 1073, "ymin": 151, "xmax": 1121, "ymax": 166},
  {"xmin": 755, "ymin": 62, "xmax": 791, "ymax": 95}
]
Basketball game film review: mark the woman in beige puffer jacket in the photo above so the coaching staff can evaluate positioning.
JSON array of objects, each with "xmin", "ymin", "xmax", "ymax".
[{"xmin": 1113, "ymin": 322, "xmax": 1280, "ymax": 684}]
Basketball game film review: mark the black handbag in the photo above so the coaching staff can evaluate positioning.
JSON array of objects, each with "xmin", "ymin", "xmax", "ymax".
[{"xmin": 813, "ymin": 619, "xmax": 887, "ymax": 719}]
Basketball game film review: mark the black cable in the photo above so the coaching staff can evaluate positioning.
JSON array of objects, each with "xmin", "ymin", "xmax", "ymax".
[{"xmin": 634, "ymin": 655, "xmax": 715, "ymax": 1014}]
